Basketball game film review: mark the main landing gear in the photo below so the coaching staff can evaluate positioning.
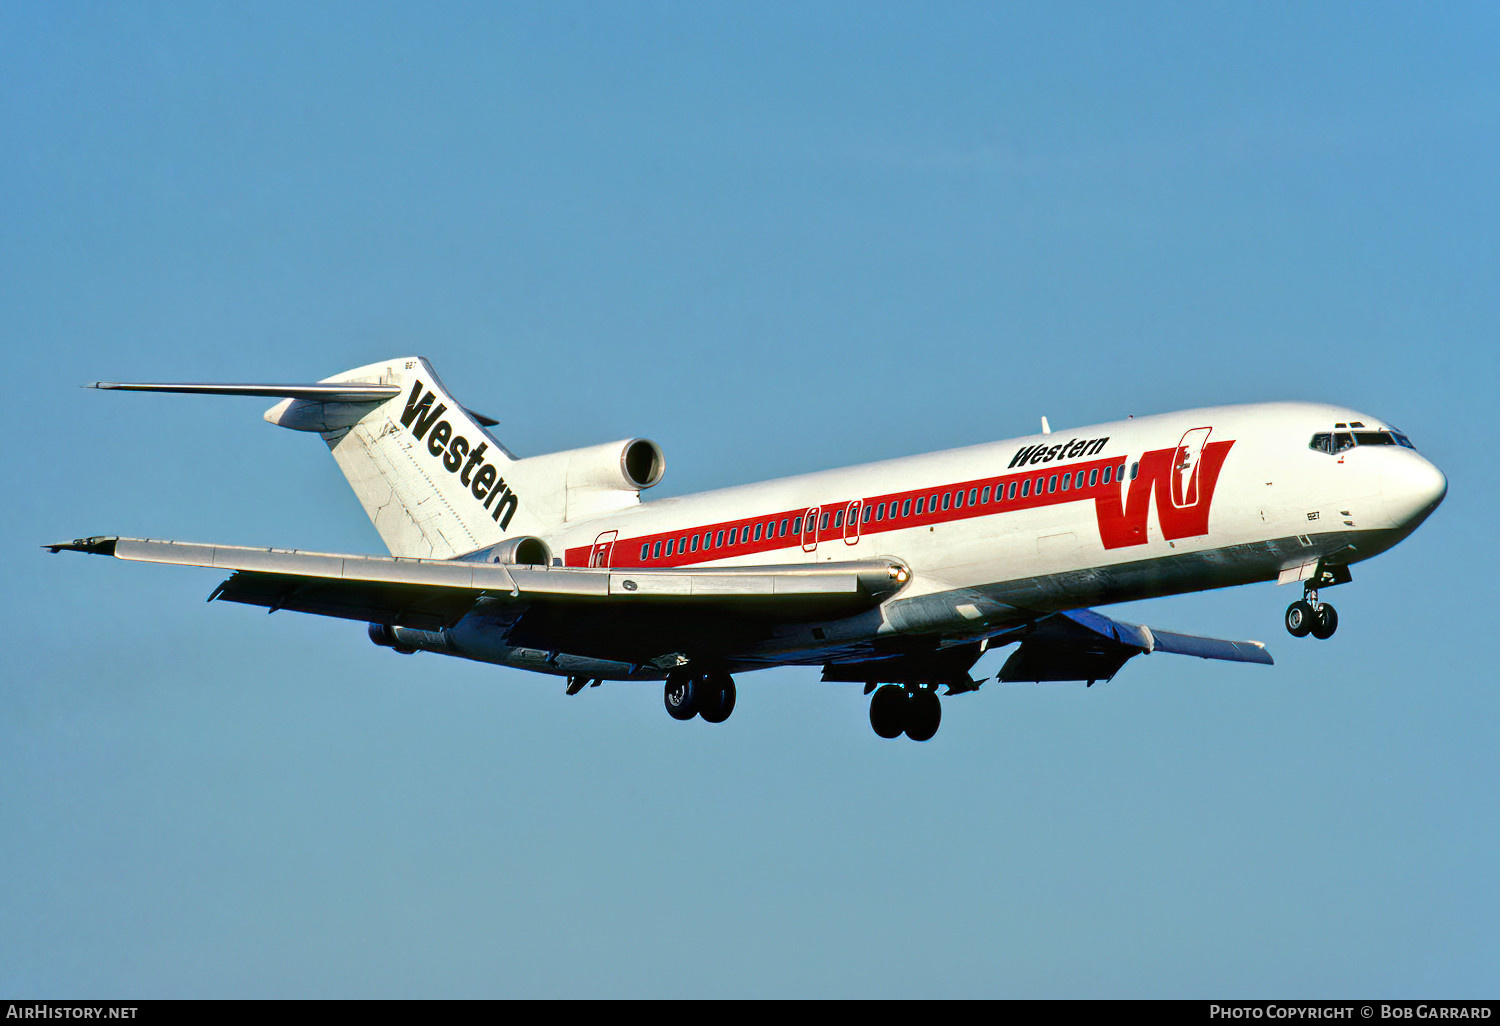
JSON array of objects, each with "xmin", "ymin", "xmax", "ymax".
[
  {"xmin": 868, "ymin": 684, "xmax": 942, "ymax": 742},
  {"xmin": 663, "ymin": 669, "xmax": 737, "ymax": 724},
  {"xmin": 1285, "ymin": 588, "xmax": 1338, "ymax": 640}
]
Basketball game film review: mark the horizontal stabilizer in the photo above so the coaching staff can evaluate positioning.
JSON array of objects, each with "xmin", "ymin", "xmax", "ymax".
[
  {"xmin": 90, "ymin": 381, "xmax": 403, "ymax": 403},
  {"xmin": 91, "ymin": 377, "xmax": 501, "ymax": 427}
]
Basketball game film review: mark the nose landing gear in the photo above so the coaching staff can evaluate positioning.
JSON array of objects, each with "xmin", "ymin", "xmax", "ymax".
[{"xmin": 1285, "ymin": 588, "xmax": 1338, "ymax": 640}]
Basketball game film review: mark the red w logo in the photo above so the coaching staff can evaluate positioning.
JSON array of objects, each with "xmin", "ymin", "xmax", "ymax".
[{"xmin": 1095, "ymin": 430, "xmax": 1233, "ymax": 550}]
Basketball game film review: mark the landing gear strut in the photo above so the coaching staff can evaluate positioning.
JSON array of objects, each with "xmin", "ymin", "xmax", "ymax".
[
  {"xmin": 663, "ymin": 669, "xmax": 736, "ymax": 724},
  {"xmin": 868, "ymin": 684, "xmax": 943, "ymax": 742}
]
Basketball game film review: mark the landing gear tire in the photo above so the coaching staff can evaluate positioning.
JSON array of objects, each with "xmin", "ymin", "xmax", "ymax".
[
  {"xmin": 664, "ymin": 672, "xmax": 698, "ymax": 721},
  {"xmin": 1285, "ymin": 601, "xmax": 1314, "ymax": 638},
  {"xmin": 869, "ymin": 685, "xmax": 907, "ymax": 739},
  {"xmin": 697, "ymin": 671, "xmax": 737, "ymax": 723},
  {"xmin": 904, "ymin": 688, "xmax": 942, "ymax": 742},
  {"xmin": 1309, "ymin": 603, "xmax": 1338, "ymax": 640}
]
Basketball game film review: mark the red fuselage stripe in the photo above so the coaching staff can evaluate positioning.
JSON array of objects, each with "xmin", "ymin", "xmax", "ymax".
[{"xmin": 565, "ymin": 445, "xmax": 1227, "ymax": 568}]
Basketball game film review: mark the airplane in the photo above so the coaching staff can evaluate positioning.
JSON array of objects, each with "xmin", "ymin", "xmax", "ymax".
[{"xmin": 48, "ymin": 356, "xmax": 1447, "ymax": 741}]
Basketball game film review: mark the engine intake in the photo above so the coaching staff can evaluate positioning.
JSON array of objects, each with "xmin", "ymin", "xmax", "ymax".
[{"xmin": 621, "ymin": 438, "xmax": 665, "ymax": 490}]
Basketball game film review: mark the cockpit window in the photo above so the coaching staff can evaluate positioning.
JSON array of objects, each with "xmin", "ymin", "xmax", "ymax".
[{"xmin": 1310, "ymin": 428, "xmax": 1416, "ymax": 454}]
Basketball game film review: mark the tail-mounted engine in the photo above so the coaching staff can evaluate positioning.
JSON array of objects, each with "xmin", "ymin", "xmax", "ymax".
[
  {"xmin": 505, "ymin": 437, "xmax": 665, "ymax": 521},
  {"xmin": 458, "ymin": 535, "xmax": 553, "ymax": 566}
]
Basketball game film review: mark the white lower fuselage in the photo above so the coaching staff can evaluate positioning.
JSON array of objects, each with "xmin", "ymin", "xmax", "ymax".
[{"xmin": 439, "ymin": 401, "xmax": 1445, "ymax": 680}]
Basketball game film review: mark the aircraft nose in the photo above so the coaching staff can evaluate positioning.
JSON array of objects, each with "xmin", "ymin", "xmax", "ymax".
[{"xmin": 1381, "ymin": 453, "xmax": 1447, "ymax": 528}]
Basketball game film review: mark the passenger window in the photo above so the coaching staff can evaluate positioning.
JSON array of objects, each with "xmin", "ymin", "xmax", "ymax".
[
  {"xmin": 1103, "ymin": 465, "xmax": 1113, "ymax": 484},
  {"xmin": 1089, "ymin": 468, "xmax": 1098, "ymax": 487},
  {"xmin": 665, "ymin": 539, "xmax": 675, "ymax": 556},
  {"xmin": 690, "ymin": 535, "xmax": 699, "ymax": 552},
  {"xmin": 780, "ymin": 519, "xmax": 789, "ymax": 536},
  {"xmin": 729, "ymin": 528, "xmax": 738, "ymax": 545},
  {"xmin": 653, "ymin": 540, "xmax": 662, "ymax": 558},
  {"xmin": 820, "ymin": 513, "xmax": 829, "ymax": 531},
  {"xmin": 1126, "ymin": 463, "xmax": 1135, "ymax": 480},
  {"xmin": 981, "ymin": 486, "xmax": 990, "ymax": 504},
  {"xmin": 641, "ymin": 543, "xmax": 650, "ymax": 560},
  {"xmin": 1060, "ymin": 474, "xmax": 1070, "ymax": 492},
  {"xmin": 915, "ymin": 497, "xmax": 925, "ymax": 515},
  {"xmin": 833, "ymin": 510, "xmax": 843, "ymax": 529},
  {"xmin": 901, "ymin": 499, "xmax": 912, "ymax": 517},
  {"xmin": 1048, "ymin": 475, "xmax": 1057, "ymax": 493},
  {"xmin": 792, "ymin": 518, "xmax": 802, "ymax": 535},
  {"xmin": 753, "ymin": 524, "xmax": 763, "ymax": 542},
  {"xmin": 942, "ymin": 493, "xmax": 952, "ymax": 511},
  {"xmin": 929, "ymin": 493, "xmax": 938, "ymax": 511},
  {"xmin": 1007, "ymin": 481, "xmax": 1017, "ymax": 500},
  {"xmin": 862, "ymin": 505, "xmax": 872, "ymax": 524},
  {"xmin": 874, "ymin": 504, "xmax": 884, "ymax": 522},
  {"xmin": 1021, "ymin": 480, "xmax": 1030, "ymax": 498},
  {"xmin": 715, "ymin": 530, "xmax": 725, "ymax": 547}
]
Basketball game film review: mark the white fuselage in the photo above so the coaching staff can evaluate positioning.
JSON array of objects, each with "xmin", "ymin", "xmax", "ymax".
[{"xmin": 437, "ymin": 401, "xmax": 1445, "ymax": 680}]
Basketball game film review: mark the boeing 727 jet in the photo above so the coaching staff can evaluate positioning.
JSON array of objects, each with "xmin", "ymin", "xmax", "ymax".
[{"xmin": 49, "ymin": 357, "xmax": 1447, "ymax": 740}]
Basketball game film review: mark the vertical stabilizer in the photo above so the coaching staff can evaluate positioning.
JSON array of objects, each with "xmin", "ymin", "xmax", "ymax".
[{"xmin": 264, "ymin": 357, "xmax": 531, "ymax": 559}]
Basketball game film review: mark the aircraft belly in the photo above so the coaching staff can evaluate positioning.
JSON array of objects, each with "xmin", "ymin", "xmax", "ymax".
[{"xmin": 361, "ymin": 523, "xmax": 1412, "ymax": 683}]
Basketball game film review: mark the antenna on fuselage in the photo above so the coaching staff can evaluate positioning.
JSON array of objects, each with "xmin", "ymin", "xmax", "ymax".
[{"xmin": 1041, "ymin": 417, "xmax": 1052, "ymax": 435}]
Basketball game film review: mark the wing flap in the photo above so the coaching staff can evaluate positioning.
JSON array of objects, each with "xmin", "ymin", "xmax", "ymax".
[{"xmin": 210, "ymin": 572, "xmax": 477, "ymax": 630}]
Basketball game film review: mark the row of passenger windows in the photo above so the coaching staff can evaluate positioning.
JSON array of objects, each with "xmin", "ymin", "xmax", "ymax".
[{"xmin": 638, "ymin": 460, "xmax": 1139, "ymax": 561}]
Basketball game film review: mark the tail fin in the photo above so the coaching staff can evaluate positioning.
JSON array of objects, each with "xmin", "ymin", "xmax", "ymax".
[
  {"xmin": 96, "ymin": 357, "xmax": 663, "ymax": 559},
  {"xmin": 261, "ymin": 357, "xmax": 535, "ymax": 558}
]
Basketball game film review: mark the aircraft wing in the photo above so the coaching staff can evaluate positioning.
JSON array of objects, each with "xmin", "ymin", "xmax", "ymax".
[
  {"xmin": 990, "ymin": 606, "xmax": 1272, "ymax": 685},
  {"xmin": 46, "ymin": 536, "xmax": 908, "ymax": 662}
]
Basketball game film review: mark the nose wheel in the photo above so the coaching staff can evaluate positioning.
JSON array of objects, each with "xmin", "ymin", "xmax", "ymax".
[{"xmin": 1285, "ymin": 586, "xmax": 1338, "ymax": 640}]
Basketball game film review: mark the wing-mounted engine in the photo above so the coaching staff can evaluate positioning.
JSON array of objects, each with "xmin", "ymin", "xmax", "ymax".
[{"xmin": 505, "ymin": 437, "xmax": 665, "ymax": 523}]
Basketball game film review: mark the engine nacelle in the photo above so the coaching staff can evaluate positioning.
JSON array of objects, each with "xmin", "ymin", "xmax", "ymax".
[
  {"xmin": 504, "ymin": 437, "xmax": 665, "ymax": 521},
  {"xmin": 458, "ymin": 535, "xmax": 553, "ymax": 566},
  {"xmin": 556, "ymin": 437, "xmax": 665, "ymax": 492},
  {"xmin": 368, "ymin": 622, "xmax": 418, "ymax": 654}
]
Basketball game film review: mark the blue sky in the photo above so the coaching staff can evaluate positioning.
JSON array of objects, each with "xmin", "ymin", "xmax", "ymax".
[{"xmin": 4, "ymin": 1, "xmax": 1497, "ymax": 998}]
